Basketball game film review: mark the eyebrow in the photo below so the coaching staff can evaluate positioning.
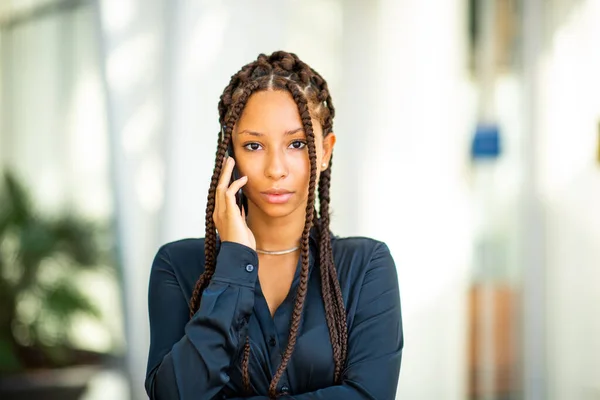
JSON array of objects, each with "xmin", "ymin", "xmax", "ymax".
[{"xmin": 238, "ymin": 128, "xmax": 304, "ymax": 137}]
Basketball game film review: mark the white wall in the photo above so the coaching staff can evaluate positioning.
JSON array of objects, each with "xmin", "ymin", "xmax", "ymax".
[
  {"xmin": 366, "ymin": 1, "xmax": 471, "ymax": 399},
  {"xmin": 96, "ymin": 0, "xmax": 170, "ymax": 397},
  {"xmin": 539, "ymin": 0, "xmax": 600, "ymax": 398}
]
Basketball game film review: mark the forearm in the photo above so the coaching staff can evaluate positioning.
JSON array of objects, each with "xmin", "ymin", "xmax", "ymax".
[{"xmin": 146, "ymin": 242, "xmax": 259, "ymax": 400}]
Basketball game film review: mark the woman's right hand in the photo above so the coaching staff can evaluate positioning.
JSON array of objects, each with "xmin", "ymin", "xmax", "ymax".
[{"xmin": 213, "ymin": 157, "xmax": 256, "ymax": 251}]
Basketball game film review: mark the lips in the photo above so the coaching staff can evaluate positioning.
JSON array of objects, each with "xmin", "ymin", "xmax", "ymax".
[
  {"xmin": 261, "ymin": 189, "xmax": 294, "ymax": 204},
  {"xmin": 262, "ymin": 189, "xmax": 292, "ymax": 195}
]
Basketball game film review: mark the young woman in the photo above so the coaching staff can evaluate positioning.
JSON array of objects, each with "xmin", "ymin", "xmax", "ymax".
[{"xmin": 145, "ymin": 51, "xmax": 403, "ymax": 399}]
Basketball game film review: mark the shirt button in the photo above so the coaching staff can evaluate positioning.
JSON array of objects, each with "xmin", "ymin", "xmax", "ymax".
[
  {"xmin": 281, "ymin": 385, "xmax": 289, "ymax": 393},
  {"xmin": 245, "ymin": 264, "xmax": 254, "ymax": 272},
  {"xmin": 269, "ymin": 336, "xmax": 276, "ymax": 347}
]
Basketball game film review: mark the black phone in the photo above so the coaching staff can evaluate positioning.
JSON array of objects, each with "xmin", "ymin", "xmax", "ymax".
[{"xmin": 227, "ymin": 140, "xmax": 248, "ymax": 214}]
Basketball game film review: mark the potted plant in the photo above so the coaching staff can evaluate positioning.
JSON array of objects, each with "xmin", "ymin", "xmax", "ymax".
[{"xmin": 0, "ymin": 170, "xmax": 116, "ymax": 399}]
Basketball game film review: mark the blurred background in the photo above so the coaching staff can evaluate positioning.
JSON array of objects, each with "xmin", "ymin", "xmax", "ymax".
[{"xmin": 0, "ymin": 0, "xmax": 599, "ymax": 399}]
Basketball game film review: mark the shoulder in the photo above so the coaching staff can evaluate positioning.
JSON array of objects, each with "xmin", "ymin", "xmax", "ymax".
[
  {"xmin": 329, "ymin": 235, "xmax": 399, "ymax": 321},
  {"xmin": 331, "ymin": 235, "xmax": 393, "ymax": 266},
  {"xmin": 330, "ymin": 234, "xmax": 396, "ymax": 281},
  {"xmin": 155, "ymin": 237, "xmax": 206, "ymax": 267},
  {"xmin": 151, "ymin": 238, "xmax": 208, "ymax": 297}
]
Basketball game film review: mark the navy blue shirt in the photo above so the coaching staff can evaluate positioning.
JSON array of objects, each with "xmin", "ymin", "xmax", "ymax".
[{"xmin": 145, "ymin": 229, "xmax": 403, "ymax": 399}]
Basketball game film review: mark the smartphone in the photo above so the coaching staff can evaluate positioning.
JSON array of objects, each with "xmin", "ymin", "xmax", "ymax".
[{"xmin": 227, "ymin": 140, "xmax": 248, "ymax": 215}]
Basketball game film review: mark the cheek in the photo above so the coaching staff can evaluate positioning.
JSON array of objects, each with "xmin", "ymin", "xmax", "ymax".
[
  {"xmin": 292, "ymin": 152, "xmax": 311, "ymax": 180},
  {"xmin": 236, "ymin": 157, "xmax": 261, "ymax": 184},
  {"xmin": 294, "ymin": 154, "xmax": 320, "ymax": 197}
]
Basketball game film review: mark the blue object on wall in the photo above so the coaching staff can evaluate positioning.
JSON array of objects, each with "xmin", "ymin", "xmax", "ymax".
[{"xmin": 471, "ymin": 123, "xmax": 501, "ymax": 160}]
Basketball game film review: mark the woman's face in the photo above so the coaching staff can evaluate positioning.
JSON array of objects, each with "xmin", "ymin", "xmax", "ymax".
[{"xmin": 232, "ymin": 90, "xmax": 335, "ymax": 219}]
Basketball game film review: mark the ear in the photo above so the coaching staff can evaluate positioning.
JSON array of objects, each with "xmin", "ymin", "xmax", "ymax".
[{"xmin": 321, "ymin": 132, "xmax": 336, "ymax": 170}]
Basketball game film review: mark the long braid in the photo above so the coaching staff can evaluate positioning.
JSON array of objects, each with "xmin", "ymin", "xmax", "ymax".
[
  {"xmin": 309, "ymin": 54, "xmax": 348, "ymax": 380},
  {"xmin": 317, "ymin": 159, "xmax": 348, "ymax": 381},
  {"xmin": 188, "ymin": 140, "xmax": 221, "ymax": 318},
  {"xmin": 241, "ymin": 337, "xmax": 251, "ymax": 392},
  {"xmin": 315, "ymin": 158, "xmax": 343, "ymax": 381},
  {"xmin": 317, "ymin": 160, "xmax": 347, "ymax": 381},
  {"xmin": 308, "ymin": 62, "xmax": 349, "ymax": 382},
  {"xmin": 190, "ymin": 51, "xmax": 348, "ymax": 398},
  {"xmin": 188, "ymin": 81, "xmax": 260, "ymax": 318}
]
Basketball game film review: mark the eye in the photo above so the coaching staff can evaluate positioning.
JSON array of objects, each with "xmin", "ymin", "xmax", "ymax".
[
  {"xmin": 289, "ymin": 140, "xmax": 307, "ymax": 149},
  {"xmin": 243, "ymin": 142, "xmax": 262, "ymax": 151}
]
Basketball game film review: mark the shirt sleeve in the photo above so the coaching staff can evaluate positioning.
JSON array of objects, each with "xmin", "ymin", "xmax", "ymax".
[
  {"xmin": 228, "ymin": 241, "xmax": 403, "ymax": 400},
  {"xmin": 145, "ymin": 241, "xmax": 260, "ymax": 400}
]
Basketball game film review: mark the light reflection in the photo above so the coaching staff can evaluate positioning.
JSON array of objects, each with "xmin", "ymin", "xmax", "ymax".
[
  {"xmin": 67, "ymin": 70, "xmax": 111, "ymax": 218},
  {"xmin": 121, "ymin": 94, "xmax": 162, "ymax": 156},
  {"xmin": 99, "ymin": 0, "xmax": 136, "ymax": 35},
  {"xmin": 542, "ymin": 0, "xmax": 600, "ymax": 197},
  {"xmin": 135, "ymin": 151, "xmax": 165, "ymax": 213},
  {"xmin": 106, "ymin": 33, "xmax": 157, "ymax": 93},
  {"xmin": 184, "ymin": 5, "xmax": 229, "ymax": 78}
]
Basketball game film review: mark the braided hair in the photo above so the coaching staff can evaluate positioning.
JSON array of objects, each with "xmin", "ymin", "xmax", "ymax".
[{"xmin": 188, "ymin": 51, "xmax": 347, "ymax": 398}]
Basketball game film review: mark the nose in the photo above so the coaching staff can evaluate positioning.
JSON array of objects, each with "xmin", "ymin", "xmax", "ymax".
[{"xmin": 265, "ymin": 148, "xmax": 288, "ymax": 180}]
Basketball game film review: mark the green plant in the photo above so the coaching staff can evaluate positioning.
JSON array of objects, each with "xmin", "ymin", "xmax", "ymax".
[{"xmin": 0, "ymin": 170, "xmax": 110, "ymax": 372}]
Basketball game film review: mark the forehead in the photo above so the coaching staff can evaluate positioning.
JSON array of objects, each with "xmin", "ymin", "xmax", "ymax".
[
  {"xmin": 237, "ymin": 90, "xmax": 301, "ymax": 130},
  {"xmin": 235, "ymin": 90, "xmax": 323, "ymax": 139}
]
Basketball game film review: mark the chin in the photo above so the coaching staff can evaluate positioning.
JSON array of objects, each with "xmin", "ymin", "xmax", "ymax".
[{"xmin": 257, "ymin": 203, "xmax": 300, "ymax": 219}]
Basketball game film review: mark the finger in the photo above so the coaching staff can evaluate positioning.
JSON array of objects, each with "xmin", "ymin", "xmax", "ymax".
[
  {"xmin": 225, "ymin": 176, "xmax": 248, "ymax": 210},
  {"xmin": 215, "ymin": 157, "xmax": 234, "ymax": 213},
  {"xmin": 225, "ymin": 175, "xmax": 247, "ymax": 197},
  {"xmin": 217, "ymin": 157, "xmax": 235, "ymax": 191}
]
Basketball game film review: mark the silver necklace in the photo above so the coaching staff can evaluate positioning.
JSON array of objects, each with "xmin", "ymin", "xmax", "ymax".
[{"xmin": 255, "ymin": 246, "xmax": 300, "ymax": 255}]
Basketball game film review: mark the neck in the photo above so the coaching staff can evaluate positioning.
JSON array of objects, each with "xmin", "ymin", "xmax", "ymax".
[{"xmin": 246, "ymin": 203, "xmax": 309, "ymax": 252}]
